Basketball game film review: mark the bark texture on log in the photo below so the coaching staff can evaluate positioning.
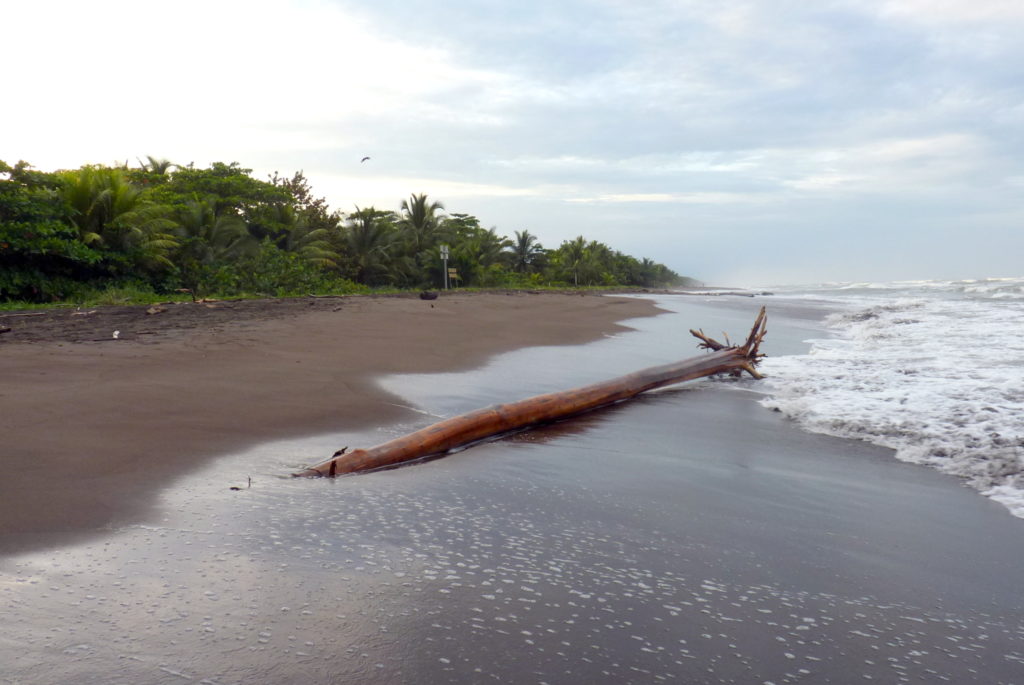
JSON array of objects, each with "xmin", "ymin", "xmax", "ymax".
[{"xmin": 294, "ymin": 307, "xmax": 767, "ymax": 478}]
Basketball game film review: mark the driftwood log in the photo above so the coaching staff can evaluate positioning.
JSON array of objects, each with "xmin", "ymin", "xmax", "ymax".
[{"xmin": 294, "ymin": 306, "xmax": 767, "ymax": 478}]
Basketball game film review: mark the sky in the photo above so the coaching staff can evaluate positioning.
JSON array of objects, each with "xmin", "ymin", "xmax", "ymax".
[{"xmin": 3, "ymin": 0, "xmax": 1023, "ymax": 286}]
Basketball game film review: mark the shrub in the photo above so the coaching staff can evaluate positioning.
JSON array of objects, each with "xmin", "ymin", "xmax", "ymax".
[{"xmin": 203, "ymin": 241, "xmax": 368, "ymax": 297}]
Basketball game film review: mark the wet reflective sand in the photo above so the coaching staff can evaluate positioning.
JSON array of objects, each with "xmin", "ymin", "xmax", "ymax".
[{"xmin": 3, "ymin": 297, "xmax": 1023, "ymax": 684}]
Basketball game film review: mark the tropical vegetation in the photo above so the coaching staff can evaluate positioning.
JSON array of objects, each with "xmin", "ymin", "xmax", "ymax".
[{"xmin": 1, "ymin": 158, "xmax": 695, "ymax": 304}]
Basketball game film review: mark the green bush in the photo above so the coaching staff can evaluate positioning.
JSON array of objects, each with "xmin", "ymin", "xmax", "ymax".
[{"xmin": 202, "ymin": 241, "xmax": 368, "ymax": 297}]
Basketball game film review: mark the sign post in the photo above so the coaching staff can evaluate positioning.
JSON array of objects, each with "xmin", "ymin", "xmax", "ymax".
[{"xmin": 440, "ymin": 244, "xmax": 450, "ymax": 290}]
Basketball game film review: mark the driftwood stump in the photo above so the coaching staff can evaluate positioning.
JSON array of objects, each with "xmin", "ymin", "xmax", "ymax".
[{"xmin": 295, "ymin": 307, "xmax": 767, "ymax": 477}]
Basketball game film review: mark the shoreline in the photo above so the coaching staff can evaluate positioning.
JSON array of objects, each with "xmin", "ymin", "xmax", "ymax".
[
  {"xmin": 0, "ymin": 292, "xmax": 663, "ymax": 557},
  {"xmin": 5, "ymin": 292, "xmax": 1024, "ymax": 684}
]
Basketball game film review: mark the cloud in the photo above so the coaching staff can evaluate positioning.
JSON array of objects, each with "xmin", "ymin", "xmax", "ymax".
[
  {"xmin": 775, "ymin": 133, "xmax": 999, "ymax": 194},
  {"xmin": 2, "ymin": 0, "xmax": 511, "ymax": 167},
  {"xmin": 877, "ymin": 0, "xmax": 1024, "ymax": 24},
  {"xmin": 317, "ymin": 172, "xmax": 539, "ymax": 209},
  {"xmin": 565, "ymin": 191, "xmax": 766, "ymax": 205},
  {"xmin": 2, "ymin": 0, "xmax": 1022, "ymax": 284}
]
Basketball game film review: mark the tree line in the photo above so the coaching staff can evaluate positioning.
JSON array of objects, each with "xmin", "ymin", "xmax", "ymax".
[{"xmin": 0, "ymin": 157, "xmax": 694, "ymax": 303}]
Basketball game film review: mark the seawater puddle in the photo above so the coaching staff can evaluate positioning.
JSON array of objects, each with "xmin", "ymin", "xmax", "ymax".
[
  {"xmin": 376, "ymin": 295, "xmax": 815, "ymax": 416},
  {"xmin": 4, "ymin": 295, "xmax": 1024, "ymax": 684}
]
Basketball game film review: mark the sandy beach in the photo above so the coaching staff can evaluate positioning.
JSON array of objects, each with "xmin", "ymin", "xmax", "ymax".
[
  {"xmin": 0, "ymin": 292, "xmax": 661, "ymax": 556},
  {"xmin": 3, "ymin": 292, "xmax": 1024, "ymax": 684}
]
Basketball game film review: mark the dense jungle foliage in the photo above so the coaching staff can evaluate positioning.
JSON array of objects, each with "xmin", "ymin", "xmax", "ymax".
[{"xmin": 0, "ymin": 158, "xmax": 694, "ymax": 304}]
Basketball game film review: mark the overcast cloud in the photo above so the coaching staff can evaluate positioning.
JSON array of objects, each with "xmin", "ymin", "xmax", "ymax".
[{"xmin": 4, "ymin": 0, "xmax": 1022, "ymax": 285}]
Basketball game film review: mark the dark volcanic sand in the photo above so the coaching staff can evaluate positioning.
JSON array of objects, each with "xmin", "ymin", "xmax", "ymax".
[
  {"xmin": 0, "ymin": 292, "xmax": 660, "ymax": 556},
  {"xmin": 2, "ymin": 294, "xmax": 1022, "ymax": 684}
]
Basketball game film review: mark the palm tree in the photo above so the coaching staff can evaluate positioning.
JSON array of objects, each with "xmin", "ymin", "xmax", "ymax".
[
  {"xmin": 137, "ymin": 156, "xmax": 176, "ymax": 175},
  {"xmin": 398, "ymin": 193, "xmax": 444, "ymax": 255},
  {"xmin": 580, "ymin": 240, "xmax": 614, "ymax": 285},
  {"xmin": 560, "ymin": 235, "xmax": 588, "ymax": 286},
  {"xmin": 448, "ymin": 227, "xmax": 511, "ymax": 286},
  {"xmin": 510, "ymin": 230, "xmax": 544, "ymax": 273},
  {"xmin": 174, "ymin": 195, "xmax": 255, "ymax": 268},
  {"xmin": 262, "ymin": 202, "xmax": 339, "ymax": 268},
  {"xmin": 343, "ymin": 206, "xmax": 395, "ymax": 284},
  {"xmin": 636, "ymin": 257, "xmax": 658, "ymax": 287},
  {"xmin": 467, "ymin": 227, "xmax": 511, "ymax": 273},
  {"xmin": 60, "ymin": 165, "xmax": 179, "ymax": 269},
  {"xmin": 283, "ymin": 217, "xmax": 339, "ymax": 268}
]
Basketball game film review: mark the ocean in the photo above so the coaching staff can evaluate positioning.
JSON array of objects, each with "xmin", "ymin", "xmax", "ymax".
[
  {"xmin": 2, "ymin": 289, "xmax": 1023, "ymax": 683},
  {"xmin": 756, "ymin": 277, "xmax": 1024, "ymax": 518}
]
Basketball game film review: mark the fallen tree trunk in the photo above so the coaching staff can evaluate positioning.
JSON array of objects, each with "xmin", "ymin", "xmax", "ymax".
[{"xmin": 294, "ymin": 306, "xmax": 767, "ymax": 478}]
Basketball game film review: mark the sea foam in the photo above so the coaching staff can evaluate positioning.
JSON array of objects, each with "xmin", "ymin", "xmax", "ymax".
[{"xmin": 760, "ymin": 279, "xmax": 1024, "ymax": 518}]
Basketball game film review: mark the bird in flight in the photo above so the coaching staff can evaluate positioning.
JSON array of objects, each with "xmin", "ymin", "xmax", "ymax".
[{"xmin": 360, "ymin": 156, "xmax": 371, "ymax": 163}]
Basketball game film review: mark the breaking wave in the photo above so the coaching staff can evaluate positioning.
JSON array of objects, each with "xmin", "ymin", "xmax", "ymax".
[{"xmin": 760, "ymin": 278, "xmax": 1024, "ymax": 518}]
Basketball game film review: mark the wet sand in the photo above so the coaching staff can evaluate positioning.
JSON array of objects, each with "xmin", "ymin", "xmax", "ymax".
[
  {"xmin": 3, "ymin": 295, "xmax": 1023, "ymax": 684},
  {"xmin": 0, "ymin": 292, "xmax": 660, "ymax": 556}
]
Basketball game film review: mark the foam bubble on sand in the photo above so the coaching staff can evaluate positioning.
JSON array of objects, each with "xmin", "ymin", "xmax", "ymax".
[{"xmin": 761, "ymin": 296, "xmax": 1024, "ymax": 518}]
